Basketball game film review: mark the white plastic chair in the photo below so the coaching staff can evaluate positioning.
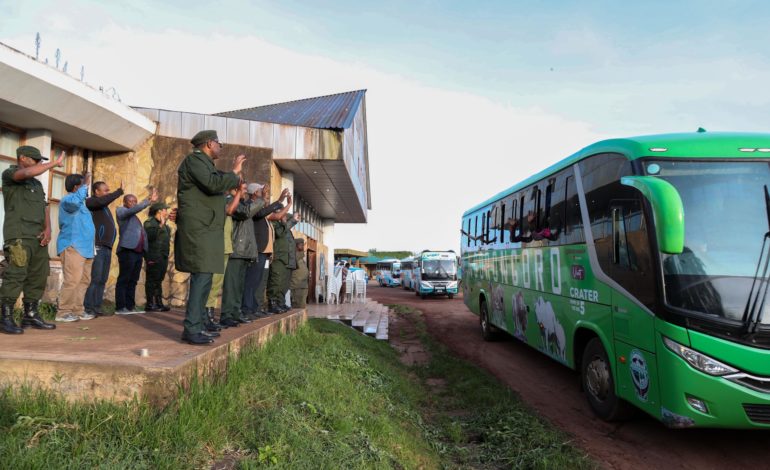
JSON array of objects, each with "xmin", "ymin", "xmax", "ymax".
[
  {"xmin": 343, "ymin": 276, "xmax": 354, "ymax": 303},
  {"xmin": 354, "ymin": 279, "xmax": 367, "ymax": 303}
]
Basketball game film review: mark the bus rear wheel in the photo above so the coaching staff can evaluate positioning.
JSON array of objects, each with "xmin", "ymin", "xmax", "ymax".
[
  {"xmin": 581, "ymin": 338, "xmax": 633, "ymax": 421},
  {"xmin": 480, "ymin": 300, "xmax": 496, "ymax": 341}
]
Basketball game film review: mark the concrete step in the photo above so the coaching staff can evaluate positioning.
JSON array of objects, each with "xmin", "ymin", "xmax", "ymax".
[
  {"xmin": 363, "ymin": 310, "xmax": 382, "ymax": 335},
  {"xmin": 375, "ymin": 310, "xmax": 390, "ymax": 340}
]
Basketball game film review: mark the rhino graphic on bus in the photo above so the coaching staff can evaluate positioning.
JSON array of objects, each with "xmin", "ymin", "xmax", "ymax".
[{"xmin": 534, "ymin": 297, "xmax": 566, "ymax": 361}]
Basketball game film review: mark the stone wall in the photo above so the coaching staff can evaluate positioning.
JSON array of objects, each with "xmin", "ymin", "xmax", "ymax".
[{"xmin": 85, "ymin": 136, "xmax": 272, "ymax": 308}]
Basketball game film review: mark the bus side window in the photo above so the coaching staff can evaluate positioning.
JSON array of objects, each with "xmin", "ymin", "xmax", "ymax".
[
  {"xmin": 481, "ymin": 214, "xmax": 486, "ymax": 246},
  {"xmin": 509, "ymin": 198, "xmax": 518, "ymax": 242},
  {"xmin": 474, "ymin": 215, "xmax": 479, "ymax": 247},
  {"xmin": 466, "ymin": 218, "xmax": 471, "ymax": 247},
  {"xmin": 500, "ymin": 203, "xmax": 506, "ymax": 244},
  {"xmin": 563, "ymin": 174, "xmax": 585, "ymax": 244}
]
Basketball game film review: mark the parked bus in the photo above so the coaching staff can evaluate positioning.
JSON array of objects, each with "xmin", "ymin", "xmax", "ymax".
[
  {"xmin": 375, "ymin": 259, "xmax": 402, "ymax": 287},
  {"xmin": 413, "ymin": 250, "xmax": 459, "ymax": 299},
  {"xmin": 400, "ymin": 256, "xmax": 417, "ymax": 290},
  {"xmin": 461, "ymin": 131, "xmax": 770, "ymax": 429}
]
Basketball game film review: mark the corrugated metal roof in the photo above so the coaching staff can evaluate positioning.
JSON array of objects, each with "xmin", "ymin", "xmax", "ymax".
[{"xmin": 215, "ymin": 90, "xmax": 366, "ymax": 130}]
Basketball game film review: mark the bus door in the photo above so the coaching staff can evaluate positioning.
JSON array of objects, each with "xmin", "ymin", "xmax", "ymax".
[{"xmin": 607, "ymin": 198, "xmax": 660, "ymax": 414}]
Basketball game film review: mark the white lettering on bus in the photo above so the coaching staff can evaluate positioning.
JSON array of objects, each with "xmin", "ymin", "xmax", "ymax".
[
  {"xmin": 569, "ymin": 287, "xmax": 599, "ymax": 302},
  {"xmin": 522, "ymin": 250, "xmax": 530, "ymax": 288},
  {"xmin": 551, "ymin": 248, "xmax": 562, "ymax": 295},
  {"xmin": 534, "ymin": 249, "xmax": 544, "ymax": 291}
]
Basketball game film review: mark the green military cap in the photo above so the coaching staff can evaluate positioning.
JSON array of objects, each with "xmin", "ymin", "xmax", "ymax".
[
  {"xmin": 190, "ymin": 130, "xmax": 219, "ymax": 146},
  {"xmin": 16, "ymin": 145, "xmax": 48, "ymax": 161},
  {"xmin": 149, "ymin": 202, "xmax": 170, "ymax": 215}
]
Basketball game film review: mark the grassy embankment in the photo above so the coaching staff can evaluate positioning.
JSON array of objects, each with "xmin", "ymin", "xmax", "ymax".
[{"xmin": 0, "ymin": 312, "xmax": 595, "ymax": 469}]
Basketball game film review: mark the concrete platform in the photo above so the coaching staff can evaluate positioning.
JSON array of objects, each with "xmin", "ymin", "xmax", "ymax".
[{"xmin": 0, "ymin": 309, "xmax": 306, "ymax": 406}]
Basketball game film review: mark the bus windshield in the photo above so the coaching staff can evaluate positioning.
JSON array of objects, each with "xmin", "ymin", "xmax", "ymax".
[
  {"xmin": 422, "ymin": 260, "xmax": 457, "ymax": 280},
  {"xmin": 647, "ymin": 160, "xmax": 770, "ymax": 324}
]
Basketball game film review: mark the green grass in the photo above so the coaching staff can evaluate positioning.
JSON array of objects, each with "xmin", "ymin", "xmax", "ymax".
[
  {"xmin": 388, "ymin": 304, "xmax": 596, "ymax": 469},
  {"xmin": 0, "ymin": 314, "xmax": 595, "ymax": 469}
]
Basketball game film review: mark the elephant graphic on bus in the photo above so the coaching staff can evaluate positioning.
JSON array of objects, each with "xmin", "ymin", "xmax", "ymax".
[{"xmin": 534, "ymin": 297, "xmax": 566, "ymax": 361}]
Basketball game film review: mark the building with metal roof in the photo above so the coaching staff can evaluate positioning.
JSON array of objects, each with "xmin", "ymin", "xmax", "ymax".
[
  {"xmin": 216, "ymin": 90, "xmax": 366, "ymax": 130},
  {"xmin": 0, "ymin": 40, "xmax": 372, "ymax": 307}
]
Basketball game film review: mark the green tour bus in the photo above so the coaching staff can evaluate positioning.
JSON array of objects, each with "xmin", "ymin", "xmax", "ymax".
[{"xmin": 461, "ymin": 131, "xmax": 770, "ymax": 428}]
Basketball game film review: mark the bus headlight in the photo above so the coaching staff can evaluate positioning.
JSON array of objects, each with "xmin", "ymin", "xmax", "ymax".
[
  {"xmin": 663, "ymin": 337, "xmax": 738, "ymax": 376},
  {"xmin": 420, "ymin": 282, "xmax": 432, "ymax": 289}
]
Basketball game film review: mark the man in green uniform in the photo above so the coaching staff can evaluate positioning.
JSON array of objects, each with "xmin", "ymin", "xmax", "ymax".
[
  {"xmin": 266, "ymin": 208, "xmax": 297, "ymax": 314},
  {"xmin": 1, "ymin": 146, "xmax": 63, "ymax": 334},
  {"xmin": 175, "ymin": 130, "xmax": 244, "ymax": 345},
  {"xmin": 219, "ymin": 182, "xmax": 266, "ymax": 326},
  {"xmin": 144, "ymin": 202, "xmax": 174, "ymax": 312},
  {"xmin": 290, "ymin": 238, "xmax": 310, "ymax": 309}
]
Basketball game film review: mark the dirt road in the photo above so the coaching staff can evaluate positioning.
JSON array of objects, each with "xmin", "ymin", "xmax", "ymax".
[{"xmin": 369, "ymin": 286, "xmax": 770, "ymax": 470}]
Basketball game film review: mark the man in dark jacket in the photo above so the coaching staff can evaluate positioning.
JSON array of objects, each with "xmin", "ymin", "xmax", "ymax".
[
  {"xmin": 267, "ymin": 210, "xmax": 298, "ymax": 314},
  {"xmin": 84, "ymin": 180, "xmax": 124, "ymax": 317},
  {"xmin": 175, "ymin": 130, "xmax": 244, "ymax": 345},
  {"xmin": 115, "ymin": 189, "xmax": 157, "ymax": 314},
  {"xmin": 219, "ymin": 183, "xmax": 266, "ymax": 326},
  {"xmin": 240, "ymin": 183, "xmax": 289, "ymax": 318},
  {"xmin": 144, "ymin": 202, "xmax": 174, "ymax": 312}
]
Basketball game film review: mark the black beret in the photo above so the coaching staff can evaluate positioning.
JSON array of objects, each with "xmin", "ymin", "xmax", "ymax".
[
  {"xmin": 16, "ymin": 145, "xmax": 47, "ymax": 160},
  {"xmin": 191, "ymin": 130, "xmax": 218, "ymax": 146}
]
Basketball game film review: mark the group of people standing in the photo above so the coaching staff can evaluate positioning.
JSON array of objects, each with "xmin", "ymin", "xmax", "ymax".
[{"xmin": 0, "ymin": 130, "xmax": 311, "ymax": 346}]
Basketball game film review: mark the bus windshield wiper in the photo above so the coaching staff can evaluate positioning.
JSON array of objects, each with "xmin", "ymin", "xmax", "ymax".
[{"xmin": 741, "ymin": 185, "xmax": 770, "ymax": 335}]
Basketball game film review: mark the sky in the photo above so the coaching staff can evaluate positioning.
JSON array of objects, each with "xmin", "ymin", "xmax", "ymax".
[{"xmin": 2, "ymin": 0, "xmax": 770, "ymax": 253}]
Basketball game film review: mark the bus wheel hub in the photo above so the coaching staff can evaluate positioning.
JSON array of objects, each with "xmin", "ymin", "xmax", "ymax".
[{"xmin": 586, "ymin": 358, "xmax": 610, "ymax": 400}]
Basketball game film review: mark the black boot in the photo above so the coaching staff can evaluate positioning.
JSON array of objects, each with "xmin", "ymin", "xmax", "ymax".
[
  {"xmin": 205, "ymin": 307, "xmax": 222, "ymax": 332},
  {"xmin": 267, "ymin": 300, "xmax": 283, "ymax": 314},
  {"xmin": 156, "ymin": 296, "xmax": 171, "ymax": 312},
  {"xmin": 1, "ymin": 303, "xmax": 23, "ymax": 334},
  {"xmin": 21, "ymin": 301, "xmax": 55, "ymax": 330},
  {"xmin": 145, "ymin": 298, "xmax": 161, "ymax": 312}
]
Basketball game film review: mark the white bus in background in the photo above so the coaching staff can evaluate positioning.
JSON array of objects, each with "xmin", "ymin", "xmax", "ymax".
[
  {"xmin": 414, "ymin": 250, "xmax": 459, "ymax": 299},
  {"xmin": 375, "ymin": 259, "xmax": 402, "ymax": 287},
  {"xmin": 400, "ymin": 256, "xmax": 417, "ymax": 290}
]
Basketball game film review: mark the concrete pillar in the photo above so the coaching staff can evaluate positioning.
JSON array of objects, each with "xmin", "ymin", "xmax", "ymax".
[
  {"xmin": 322, "ymin": 218, "xmax": 335, "ymax": 282},
  {"xmin": 25, "ymin": 129, "xmax": 52, "ymax": 191},
  {"xmin": 281, "ymin": 170, "xmax": 294, "ymax": 200}
]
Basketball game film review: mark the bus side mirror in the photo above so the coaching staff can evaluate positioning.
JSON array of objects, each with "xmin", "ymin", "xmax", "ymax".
[{"xmin": 621, "ymin": 176, "xmax": 684, "ymax": 254}]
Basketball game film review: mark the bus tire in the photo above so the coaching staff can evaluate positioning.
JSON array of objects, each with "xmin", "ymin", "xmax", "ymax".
[
  {"xmin": 480, "ymin": 300, "xmax": 496, "ymax": 341},
  {"xmin": 448, "ymin": 294, "xmax": 454, "ymax": 299},
  {"xmin": 420, "ymin": 294, "xmax": 427, "ymax": 300},
  {"xmin": 581, "ymin": 338, "xmax": 633, "ymax": 421}
]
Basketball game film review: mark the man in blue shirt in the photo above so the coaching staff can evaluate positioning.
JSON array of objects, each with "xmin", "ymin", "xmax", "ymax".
[{"xmin": 56, "ymin": 172, "xmax": 96, "ymax": 322}]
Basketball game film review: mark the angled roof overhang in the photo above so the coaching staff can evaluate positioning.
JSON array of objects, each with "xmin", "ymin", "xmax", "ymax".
[{"xmin": 0, "ymin": 42, "xmax": 155, "ymax": 151}]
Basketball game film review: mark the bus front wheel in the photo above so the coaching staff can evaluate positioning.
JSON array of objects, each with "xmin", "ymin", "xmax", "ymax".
[
  {"xmin": 480, "ymin": 300, "xmax": 496, "ymax": 341},
  {"xmin": 581, "ymin": 338, "xmax": 633, "ymax": 421},
  {"xmin": 447, "ymin": 294, "xmax": 454, "ymax": 299}
]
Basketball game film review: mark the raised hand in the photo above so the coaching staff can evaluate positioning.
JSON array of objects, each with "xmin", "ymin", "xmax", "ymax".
[
  {"xmin": 280, "ymin": 188, "xmax": 290, "ymax": 202},
  {"xmin": 54, "ymin": 151, "xmax": 66, "ymax": 168},
  {"xmin": 233, "ymin": 154, "xmax": 247, "ymax": 175},
  {"xmin": 150, "ymin": 188, "xmax": 159, "ymax": 203}
]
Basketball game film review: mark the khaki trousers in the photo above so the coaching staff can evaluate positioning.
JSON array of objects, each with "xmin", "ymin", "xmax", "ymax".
[{"xmin": 58, "ymin": 246, "xmax": 93, "ymax": 317}]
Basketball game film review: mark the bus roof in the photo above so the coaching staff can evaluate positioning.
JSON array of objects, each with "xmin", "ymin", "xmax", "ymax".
[{"xmin": 463, "ymin": 131, "xmax": 770, "ymax": 217}]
